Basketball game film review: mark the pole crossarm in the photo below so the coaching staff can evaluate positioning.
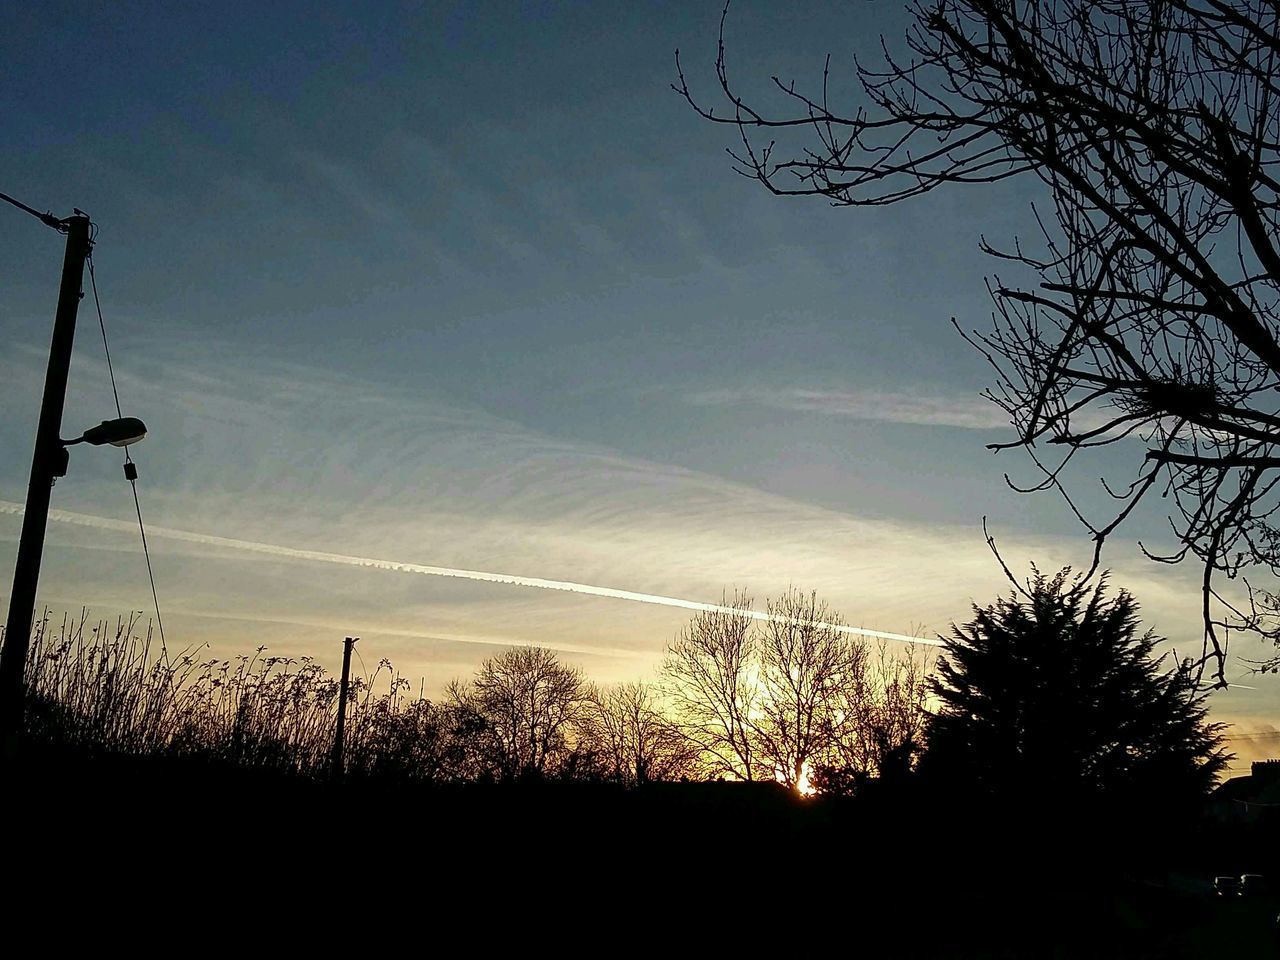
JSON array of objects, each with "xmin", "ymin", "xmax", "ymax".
[{"xmin": 0, "ymin": 190, "xmax": 72, "ymax": 233}]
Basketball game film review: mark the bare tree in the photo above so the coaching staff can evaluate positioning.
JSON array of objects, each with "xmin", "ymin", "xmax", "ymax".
[
  {"xmin": 678, "ymin": 0, "xmax": 1280, "ymax": 683},
  {"xmin": 818, "ymin": 641, "xmax": 933, "ymax": 794},
  {"xmin": 583, "ymin": 681, "xmax": 698, "ymax": 785},
  {"xmin": 661, "ymin": 592, "xmax": 760, "ymax": 780},
  {"xmin": 753, "ymin": 588, "xmax": 866, "ymax": 790},
  {"xmin": 662, "ymin": 587, "xmax": 885, "ymax": 788},
  {"xmin": 447, "ymin": 647, "xmax": 590, "ymax": 781}
]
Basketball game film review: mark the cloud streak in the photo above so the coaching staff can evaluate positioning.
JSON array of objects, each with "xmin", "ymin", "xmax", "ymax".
[
  {"xmin": 0, "ymin": 500, "xmax": 942, "ymax": 648},
  {"xmin": 687, "ymin": 386, "xmax": 1012, "ymax": 430}
]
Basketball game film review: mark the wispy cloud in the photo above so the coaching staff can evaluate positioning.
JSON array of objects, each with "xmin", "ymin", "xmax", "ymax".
[
  {"xmin": 687, "ymin": 386, "xmax": 1012, "ymax": 430},
  {"xmin": 0, "ymin": 342, "xmax": 1248, "ymax": 700}
]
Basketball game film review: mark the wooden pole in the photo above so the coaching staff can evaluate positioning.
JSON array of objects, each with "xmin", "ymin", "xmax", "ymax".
[
  {"xmin": 0, "ymin": 214, "xmax": 92, "ymax": 750},
  {"xmin": 331, "ymin": 636, "xmax": 357, "ymax": 779}
]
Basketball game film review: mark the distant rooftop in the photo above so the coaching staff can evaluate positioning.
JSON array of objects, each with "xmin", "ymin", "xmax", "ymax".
[
  {"xmin": 1253, "ymin": 759, "xmax": 1280, "ymax": 783},
  {"xmin": 1212, "ymin": 759, "xmax": 1280, "ymax": 811}
]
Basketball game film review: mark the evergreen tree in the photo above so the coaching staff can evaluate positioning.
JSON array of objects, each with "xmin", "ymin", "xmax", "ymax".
[{"xmin": 921, "ymin": 570, "xmax": 1228, "ymax": 811}]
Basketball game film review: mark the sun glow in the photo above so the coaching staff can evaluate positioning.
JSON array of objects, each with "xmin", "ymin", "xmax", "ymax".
[{"xmin": 795, "ymin": 763, "xmax": 817, "ymax": 797}]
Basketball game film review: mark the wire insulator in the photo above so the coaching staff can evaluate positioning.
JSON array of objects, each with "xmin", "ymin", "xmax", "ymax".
[{"xmin": 124, "ymin": 461, "xmax": 138, "ymax": 481}]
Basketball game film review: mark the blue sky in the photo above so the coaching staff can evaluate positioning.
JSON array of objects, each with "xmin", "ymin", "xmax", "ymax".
[{"xmin": 1, "ymin": 1, "xmax": 1274, "ymax": 763}]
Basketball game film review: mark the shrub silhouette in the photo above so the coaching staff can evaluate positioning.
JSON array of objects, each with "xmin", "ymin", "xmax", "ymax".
[{"xmin": 921, "ymin": 569, "xmax": 1229, "ymax": 815}]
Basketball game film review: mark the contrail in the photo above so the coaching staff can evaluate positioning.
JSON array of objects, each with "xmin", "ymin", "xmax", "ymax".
[{"xmin": 0, "ymin": 499, "xmax": 942, "ymax": 647}]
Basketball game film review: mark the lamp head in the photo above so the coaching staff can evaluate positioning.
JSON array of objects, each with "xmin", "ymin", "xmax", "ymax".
[{"xmin": 79, "ymin": 417, "xmax": 147, "ymax": 447}]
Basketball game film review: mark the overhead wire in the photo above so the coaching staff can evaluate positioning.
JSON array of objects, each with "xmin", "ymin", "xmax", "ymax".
[
  {"xmin": 86, "ymin": 242, "xmax": 168, "ymax": 659},
  {"xmin": 352, "ymin": 643, "xmax": 368, "ymax": 689}
]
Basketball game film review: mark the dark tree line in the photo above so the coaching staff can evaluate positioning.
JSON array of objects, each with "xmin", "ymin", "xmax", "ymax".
[
  {"xmin": 425, "ymin": 587, "xmax": 930, "ymax": 788},
  {"xmin": 679, "ymin": 0, "xmax": 1280, "ymax": 683},
  {"xmin": 16, "ymin": 581, "xmax": 1228, "ymax": 813},
  {"xmin": 431, "ymin": 578, "xmax": 1226, "ymax": 806},
  {"xmin": 442, "ymin": 646, "xmax": 698, "ymax": 784}
]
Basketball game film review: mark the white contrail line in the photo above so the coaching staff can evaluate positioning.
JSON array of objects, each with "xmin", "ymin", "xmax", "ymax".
[{"xmin": 0, "ymin": 499, "xmax": 942, "ymax": 647}]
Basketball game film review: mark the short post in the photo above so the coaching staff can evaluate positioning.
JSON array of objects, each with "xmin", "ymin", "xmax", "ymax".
[{"xmin": 330, "ymin": 636, "xmax": 357, "ymax": 780}]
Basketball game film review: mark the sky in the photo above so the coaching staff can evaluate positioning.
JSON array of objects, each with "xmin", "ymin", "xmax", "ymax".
[{"xmin": 1, "ymin": 0, "xmax": 1274, "ymax": 770}]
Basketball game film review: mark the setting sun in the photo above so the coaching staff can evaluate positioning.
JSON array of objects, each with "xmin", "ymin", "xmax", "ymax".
[{"xmin": 795, "ymin": 763, "xmax": 817, "ymax": 797}]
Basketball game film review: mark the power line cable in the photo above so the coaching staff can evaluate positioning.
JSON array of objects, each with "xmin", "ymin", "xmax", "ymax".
[
  {"xmin": 86, "ymin": 248, "xmax": 168, "ymax": 658},
  {"xmin": 87, "ymin": 245, "xmax": 122, "ymax": 420}
]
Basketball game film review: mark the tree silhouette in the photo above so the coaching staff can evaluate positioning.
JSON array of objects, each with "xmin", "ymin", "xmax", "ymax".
[
  {"xmin": 815, "ymin": 641, "xmax": 932, "ymax": 795},
  {"xmin": 662, "ymin": 587, "xmax": 870, "ymax": 789},
  {"xmin": 583, "ymin": 681, "xmax": 697, "ymax": 786},
  {"xmin": 679, "ymin": 0, "xmax": 1280, "ymax": 683},
  {"xmin": 446, "ymin": 647, "xmax": 591, "ymax": 782},
  {"xmin": 754, "ymin": 588, "xmax": 865, "ymax": 790},
  {"xmin": 661, "ymin": 591, "xmax": 761, "ymax": 780},
  {"xmin": 921, "ymin": 569, "xmax": 1229, "ymax": 810}
]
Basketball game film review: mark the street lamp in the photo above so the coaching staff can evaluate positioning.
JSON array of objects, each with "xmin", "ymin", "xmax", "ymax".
[
  {"xmin": 47, "ymin": 417, "xmax": 149, "ymax": 481},
  {"xmin": 0, "ymin": 213, "xmax": 149, "ymax": 752},
  {"xmin": 64, "ymin": 417, "xmax": 148, "ymax": 449}
]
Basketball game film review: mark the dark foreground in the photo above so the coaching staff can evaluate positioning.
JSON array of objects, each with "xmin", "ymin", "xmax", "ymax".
[{"xmin": 11, "ymin": 749, "xmax": 1278, "ymax": 957}]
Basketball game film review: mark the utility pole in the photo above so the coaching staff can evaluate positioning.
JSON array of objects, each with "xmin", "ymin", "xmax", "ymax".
[
  {"xmin": 0, "ymin": 213, "xmax": 92, "ymax": 748},
  {"xmin": 330, "ymin": 636, "xmax": 357, "ymax": 780}
]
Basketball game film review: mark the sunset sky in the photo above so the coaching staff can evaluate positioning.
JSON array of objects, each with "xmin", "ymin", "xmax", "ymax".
[{"xmin": 1, "ymin": 1, "xmax": 1274, "ymax": 772}]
